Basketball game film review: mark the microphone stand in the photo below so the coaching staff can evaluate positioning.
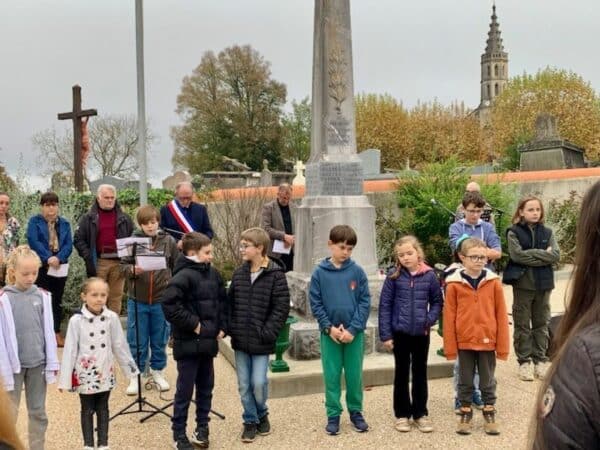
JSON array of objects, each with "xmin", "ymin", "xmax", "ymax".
[
  {"xmin": 430, "ymin": 199, "xmax": 457, "ymax": 221},
  {"xmin": 110, "ymin": 241, "xmax": 172, "ymax": 423}
]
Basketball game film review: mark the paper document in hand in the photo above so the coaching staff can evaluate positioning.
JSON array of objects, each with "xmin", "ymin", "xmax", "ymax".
[
  {"xmin": 116, "ymin": 237, "xmax": 152, "ymax": 257},
  {"xmin": 136, "ymin": 255, "xmax": 167, "ymax": 271},
  {"xmin": 47, "ymin": 263, "xmax": 69, "ymax": 278},
  {"xmin": 272, "ymin": 239, "xmax": 292, "ymax": 254}
]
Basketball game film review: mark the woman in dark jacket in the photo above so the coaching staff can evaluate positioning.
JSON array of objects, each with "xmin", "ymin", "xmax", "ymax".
[
  {"xmin": 378, "ymin": 235, "xmax": 442, "ymax": 433},
  {"xmin": 531, "ymin": 181, "xmax": 600, "ymax": 449},
  {"xmin": 26, "ymin": 191, "xmax": 73, "ymax": 347}
]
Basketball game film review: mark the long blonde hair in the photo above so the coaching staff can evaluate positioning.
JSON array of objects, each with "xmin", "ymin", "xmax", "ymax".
[
  {"xmin": 389, "ymin": 235, "xmax": 425, "ymax": 280},
  {"xmin": 5, "ymin": 245, "xmax": 41, "ymax": 285}
]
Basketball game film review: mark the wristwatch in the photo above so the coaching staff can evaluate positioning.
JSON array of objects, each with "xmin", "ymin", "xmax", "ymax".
[{"xmin": 324, "ymin": 326, "xmax": 331, "ymax": 335}]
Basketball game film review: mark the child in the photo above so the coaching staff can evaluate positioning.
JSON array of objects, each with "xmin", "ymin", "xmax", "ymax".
[
  {"xmin": 122, "ymin": 205, "xmax": 179, "ymax": 395},
  {"xmin": 0, "ymin": 245, "xmax": 59, "ymax": 450},
  {"xmin": 443, "ymin": 238, "xmax": 510, "ymax": 436},
  {"xmin": 378, "ymin": 235, "xmax": 442, "ymax": 433},
  {"xmin": 503, "ymin": 196, "xmax": 559, "ymax": 381},
  {"xmin": 162, "ymin": 232, "xmax": 227, "ymax": 450},
  {"xmin": 309, "ymin": 225, "xmax": 371, "ymax": 435},
  {"xmin": 228, "ymin": 227, "xmax": 290, "ymax": 443},
  {"xmin": 58, "ymin": 277, "xmax": 139, "ymax": 450}
]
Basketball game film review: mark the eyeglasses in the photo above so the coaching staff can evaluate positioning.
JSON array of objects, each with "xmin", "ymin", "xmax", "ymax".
[
  {"xmin": 466, "ymin": 255, "xmax": 487, "ymax": 262},
  {"xmin": 465, "ymin": 209, "xmax": 483, "ymax": 215},
  {"xmin": 239, "ymin": 243, "xmax": 255, "ymax": 251}
]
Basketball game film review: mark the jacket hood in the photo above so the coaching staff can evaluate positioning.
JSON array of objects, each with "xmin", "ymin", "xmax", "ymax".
[
  {"xmin": 173, "ymin": 254, "xmax": 211, "ymax": 275},
  {"xmin": 317, "ymin": 257, "xmax": 356, "ymax": 272},
  {"xmin": 445, "ymin": 268, "xmax": 499, "ymax": 284},
  {"xmin": 241, "ymin": 255, "xmax": 286, "ymax": 273},
  {"xmin": 3, "ymin": 285, "xmax": 39, "ymax": 295},
  {"xmin": 386, "ymin": 262, "xmax": 433, "ymax": 277}
]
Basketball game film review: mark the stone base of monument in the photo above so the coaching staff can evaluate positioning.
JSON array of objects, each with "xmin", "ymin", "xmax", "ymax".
[{"xmin": 218, "ymin": 332, "xmax": 453, "ymax": 399}]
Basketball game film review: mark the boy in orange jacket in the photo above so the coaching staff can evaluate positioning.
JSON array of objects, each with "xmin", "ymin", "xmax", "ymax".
[{"xmin": 443, "ymin": 237, "xmax": 509, "ymax": 436}]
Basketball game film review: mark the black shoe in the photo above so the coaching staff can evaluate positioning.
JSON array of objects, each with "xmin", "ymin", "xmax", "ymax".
[
  {"xmin": 325, "ymin": 416, "xmax": 340, "ymax": 435},
  {"xmin": 241, "ymin": 423, "xmax": 257, "ymax": 443},
  {"xmin": 173, "ymin": 435, "xmax": 194, "ymax": 450},
  {"xmin": 191, "ymin": 424, "xmax": 209, "ymax": 448},
  {"xmin": 257, "ymin": 414, "xmax": 271, "ymax": 436}
]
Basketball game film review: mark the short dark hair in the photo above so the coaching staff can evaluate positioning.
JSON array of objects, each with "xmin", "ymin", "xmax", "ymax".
[
  {"xmin": 136, "ymin": 205, "xmax": 160, "ymax": 225},
  {"xmin": 329, "ymin": 225, "xmax": 357, "ymax": 246},
  {"xmin": 462, "ymin": 191, "xmax": 485, "ymax": 208},
  {"xmin": 40, "ymin": 191, "xmax": 59, "ymax": 205},
  {"xmin": 181, "ymin": 232, "xmax": 211, "ymax": 254}
]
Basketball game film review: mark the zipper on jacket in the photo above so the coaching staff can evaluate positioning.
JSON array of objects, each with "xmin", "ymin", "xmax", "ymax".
[
  {"xmin": 149, "ymin": 272, "xmax": 154, "ymax": 304},
  {"xmin": 410, "ymin": 277, "xmax": 415, "ymax": 335}
]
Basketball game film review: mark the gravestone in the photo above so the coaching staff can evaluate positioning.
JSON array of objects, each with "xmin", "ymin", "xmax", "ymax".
[
  {"xmin": 260, "ymin": 159, "xmax": 273, "ymax": 187},
  {"xmin": 89, "ymin": 175, "xmax": 127, "ymax": 193},
  {"xmin": 287, "ymin": 0, "xmax": 382, "ymax": 360},
  {"xmin": 519, "ymin": 113, "xmax": 586, "ymax": 171},
  {"xmin": 292, "ymin": 160, "xmax": 306, "ymax": 186},
  {"xmin": 358, "ymin": 148, "xmax": 397, "ymax": 180},
  {"xmin": 162, "ymin": 170, "xmax": 192, "ymax": 191}
]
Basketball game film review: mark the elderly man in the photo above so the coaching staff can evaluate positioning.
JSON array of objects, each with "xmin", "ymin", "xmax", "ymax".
[
  {"xmin": 160, "ymin": 181, "xmax": 213, "ymax": 247},
  {"xmin": 261, "ymin": 183, "xmax": 295, "ymax": 272},
  {"xmin": 455, "ymin": 181, "xmax": 495, "ymax": 225},
  {"xmin": 74, "ymin": 184, "xmax": 134, "ymax": 314}
]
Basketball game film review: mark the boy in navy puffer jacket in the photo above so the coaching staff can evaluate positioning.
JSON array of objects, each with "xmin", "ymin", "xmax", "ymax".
[{"xmin": 379, "ymin": 236, "xmax": 442, "ymax": 433}]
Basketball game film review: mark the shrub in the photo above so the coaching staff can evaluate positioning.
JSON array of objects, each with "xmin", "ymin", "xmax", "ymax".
[{"xmin": 547, "ymin": 191, "xmax": 581, "ymax": 264}]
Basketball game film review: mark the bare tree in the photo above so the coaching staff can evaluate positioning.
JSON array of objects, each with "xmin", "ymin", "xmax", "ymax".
[{"xmin": 32, "ymin": 114, "xmax": 155, "ymax": 182}]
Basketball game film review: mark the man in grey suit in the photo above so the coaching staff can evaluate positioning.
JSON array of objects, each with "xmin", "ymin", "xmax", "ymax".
[{"xmin": 261, "ymin": 183, "xmax": 295, "ymax": 272}]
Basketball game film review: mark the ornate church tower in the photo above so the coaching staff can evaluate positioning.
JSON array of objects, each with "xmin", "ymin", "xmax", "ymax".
[{"xmin": 477, "ymin": 3, "xmax": 508, "ymax": 125}]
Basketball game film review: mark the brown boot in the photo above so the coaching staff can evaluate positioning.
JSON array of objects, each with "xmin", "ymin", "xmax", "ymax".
[
  {"xmin": 482, "ymin": 406, "xmax": 500, "ymax": 435},
  {"xmin": 456, "ymin": 407, "xmax": 473, "ymax": 435},
  {"xmin": 55, "ymin": 333, "xmax": 65, "ymax": 348}
]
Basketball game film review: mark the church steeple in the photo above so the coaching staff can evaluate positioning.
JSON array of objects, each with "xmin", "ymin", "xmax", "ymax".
[{"xmin": 478, "ymin": 3, "xmax": 509, "ymax": 119}]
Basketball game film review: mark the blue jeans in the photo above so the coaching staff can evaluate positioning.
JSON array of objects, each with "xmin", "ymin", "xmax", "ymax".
[
  {"xmin": 127, "ymin": 299, "xmax": 169, "ymax": 371},
  {"xmin": 234, "ymin": 350, "xmax": 269, "ymax": 424}
]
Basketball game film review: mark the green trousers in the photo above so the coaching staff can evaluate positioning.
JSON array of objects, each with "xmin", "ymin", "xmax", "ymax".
[
  {"xmin": 320, "ymin": 331, "xmax": 364, "ymax": 417},
  {"xmin": 512, "ymin": 288, "xmax": 551, "ymax": 364}
]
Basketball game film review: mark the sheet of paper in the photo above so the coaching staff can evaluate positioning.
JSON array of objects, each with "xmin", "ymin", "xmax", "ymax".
[
  {"xmin": 272, "ymin": 239, "xmax": 292, "ymax": 255},
  {"xmin": 135, "ymin": 255, "xmax": 167, "ymax": 271},
  {"xmin": 116, "ymin": 237, "xmax": 152, "ymax": 257},
  {"xmin": 47, "ymin": 263, "xmax": 69, "ymax": 278}
]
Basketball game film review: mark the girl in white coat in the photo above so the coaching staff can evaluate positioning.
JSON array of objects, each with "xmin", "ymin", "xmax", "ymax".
[{"xmin": 58, "ymin": 277, "xmax": 138, "ymax": 450}]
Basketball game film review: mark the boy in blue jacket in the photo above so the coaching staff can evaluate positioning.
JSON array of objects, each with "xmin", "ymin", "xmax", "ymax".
[{"xmin": 309, "ymin": 225, "xmax": 371, "ymax": 436}]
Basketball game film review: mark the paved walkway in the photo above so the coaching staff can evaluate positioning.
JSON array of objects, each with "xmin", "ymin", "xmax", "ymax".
[{"xmin": 16, "ymin": 269, "xmax": 572, "ymax": 449}]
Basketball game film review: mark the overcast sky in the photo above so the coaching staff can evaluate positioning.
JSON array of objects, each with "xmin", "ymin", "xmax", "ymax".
[{"xmin": 1, "ymin": 0, "xmax": 599, "ymax": 190}]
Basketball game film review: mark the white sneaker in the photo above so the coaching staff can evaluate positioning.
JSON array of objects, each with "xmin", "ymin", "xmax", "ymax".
[
  {"xmin": 126, "ymin": 377, "xmax": 139, "ymax": 396},
  {"xmin": 518, "ymin": 362, "xmax": 534, "ymax": 381},
  {"xmin": 534, "ymin": 362, "xmax": 550, "ymax": 379},
  {"xmin": 394, "ymin": 417, "xmax": 411, "ymax": 432},
  {"xmin": 83, "ymin": 447, "xmax": 94, "ymax": 450},
  {"xmin": 414, "ymin": 416, "xmax": 434, "ymax": 433},
  {"xmin": 98, "ymin": 447, "xmax": 110, "ymax": 450},
  {"xmin": 150, "ymin": 368, "xmax": 170, "ymax": 391}
]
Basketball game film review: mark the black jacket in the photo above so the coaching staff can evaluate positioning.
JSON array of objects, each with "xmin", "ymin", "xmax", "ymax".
[
  {"xmin": 161, "ymin": 255, "xmax": 227, "ymax": 360},
  {"xmin": 536, "ymin": 324, "xmax": 600, "ymax": 449},
  {"xmin": 73, "ymin": 200, "xmax": 134, "ymax": 277},
  {"xmin": 228, "ymin": 257, "xmax": 290, "ymax": 355}
]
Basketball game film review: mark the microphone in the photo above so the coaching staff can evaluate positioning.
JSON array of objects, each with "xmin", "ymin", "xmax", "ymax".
[
  {"xmin": 430, "ymin": 198, "xmax": 456, "ymax": 218},
  {"xmin": 159, "ymin": 226, "xmax": 186, "ymax": 236}
]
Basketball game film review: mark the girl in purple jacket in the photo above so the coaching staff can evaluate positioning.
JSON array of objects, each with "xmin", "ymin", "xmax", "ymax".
[{"xmin": 379, "ymin": 235, "xmax": 443, "ymax": 434}]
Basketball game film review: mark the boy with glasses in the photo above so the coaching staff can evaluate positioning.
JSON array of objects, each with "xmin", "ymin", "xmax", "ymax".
[
  {"xmin": 228, "ymin": 228, "xmax": 290, "ymax": 443},
  {"xmin": 443, "ymin": 237, "xmax": 510, "ymax": 436}
]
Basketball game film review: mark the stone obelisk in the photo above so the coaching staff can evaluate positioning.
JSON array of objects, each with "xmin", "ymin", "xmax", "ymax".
[{"xmin": 287, "ymin": 0, "xmax": 380, "ymax": 360}]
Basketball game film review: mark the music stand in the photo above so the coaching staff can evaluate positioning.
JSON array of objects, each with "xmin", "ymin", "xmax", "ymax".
[{"xmin": 109, "ymin": 240, "xmax": 172, "ymax": 423}]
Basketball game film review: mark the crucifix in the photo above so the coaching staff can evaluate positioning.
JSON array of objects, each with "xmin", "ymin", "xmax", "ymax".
[{"xmin": 57, "ymin": 85, "xmax": 97, "ymax": 192}]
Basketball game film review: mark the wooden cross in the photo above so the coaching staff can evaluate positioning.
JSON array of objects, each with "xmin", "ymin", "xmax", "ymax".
[{"xmin": 57, "ymin": 85, "xmax": 97, "ymax": 192}]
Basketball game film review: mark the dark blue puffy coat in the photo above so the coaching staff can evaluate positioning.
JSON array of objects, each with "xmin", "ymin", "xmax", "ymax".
[{"xmin": 378, "ymin": 263, "xmax": 443, "ymax": 340}]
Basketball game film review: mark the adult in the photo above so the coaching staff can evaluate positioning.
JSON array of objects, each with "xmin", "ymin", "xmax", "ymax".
[
  {"xmin": 0, "ymin": 191, "xmax": 20, "ymax": 287},
  {"xmin": 74, "ymin": 184, "xmax": 134, "ymax": 314},
  {"xmin": 531, "ymin": 180, "xmax": 600, "ymax": 449},
  {"xmin": 160, "ymin": 181, "xmax": 213, "ymax": 248},
  {"xmin": 261, "ymin": 183, "xmax": 295, "ymax": 272},
  {"xmin": 26, "ymin": 192, "xmax": 73, "ymax": 348},
  {"xmin": 455, "ymin": 182, "xmax": 495, "ymax": 225}
]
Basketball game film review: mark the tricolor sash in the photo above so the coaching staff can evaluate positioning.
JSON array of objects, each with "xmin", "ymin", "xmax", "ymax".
[{"xmin": 167, "ymin": 200, "xmax": 195, "ymax": 233}]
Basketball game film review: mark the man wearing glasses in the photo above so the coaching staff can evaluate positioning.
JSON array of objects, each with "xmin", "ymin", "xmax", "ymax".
[
  {"xmin": 160, "ymin": 181, "xmax": 214, "ymax": 249},
  {"xmin": 449, "ymin": 191, "xmax": 502, "ymax": 266}
]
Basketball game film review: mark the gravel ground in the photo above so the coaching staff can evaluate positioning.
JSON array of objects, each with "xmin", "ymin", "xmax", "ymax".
[{"xmin": 16, "ymin": 348, "xmax": 539, "ymax": 450}]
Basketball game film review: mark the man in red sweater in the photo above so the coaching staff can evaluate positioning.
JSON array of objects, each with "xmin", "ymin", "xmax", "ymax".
[{"xmin": 74, "ymin": 184, "xmax": 134, "ymax": 313}]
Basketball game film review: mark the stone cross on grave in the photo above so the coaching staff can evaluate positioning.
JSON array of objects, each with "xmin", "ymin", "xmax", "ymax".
[
  {"xmin": 57, "ymin": 85, "xmax": 97, "ymax": 192},
  {"xmin": 292, "ymin": 159, "xmax": 305, "ymax": 186}
]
